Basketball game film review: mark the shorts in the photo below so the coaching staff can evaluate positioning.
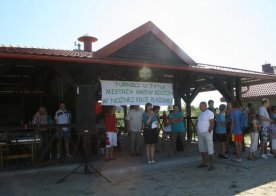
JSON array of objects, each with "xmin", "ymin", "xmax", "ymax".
[
  {"xmin": 163, "ymin": 125, "xmax": 172, "ymax": 133},
  {"xmin": 231, "ymin": 134, "xmax": 243, "ymax": 142},
  {"xmin": 198, "ymin": 131, "xmax": 214, "ymax": 155},
  {"xmin": 143, "ymin": 128, "xmax": 158, "ymax": 144},
  {"xmin": 260, "ymin": 127, "xmax": 270, "ymax": 143},
  {"xmin": 56, "ymin": 128, "xmax": 70, "ymax": 139},
  {"xmin": 106, "ymin": 132, "xmax": 117, "ymax": 148},
  {"xmin": 214, "ymin": 133, "xmax": 227, "ymax": 142}
]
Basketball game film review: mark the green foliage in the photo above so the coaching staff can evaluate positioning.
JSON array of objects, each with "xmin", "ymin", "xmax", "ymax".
[
  {"xmin": 181, "ymin": 105, "xmax": 200, "ymax": 117},
  {"xmin": 157, "ymin": 105, "xmax": 201, "ymax": 117},
  {"xmin": 191, "ymin": 106, "xmax": 201, "ymax": 117}
]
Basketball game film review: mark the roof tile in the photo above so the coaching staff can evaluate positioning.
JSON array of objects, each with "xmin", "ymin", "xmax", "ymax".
[
  {"xmin": 242, "ymin": 82, "xmax": 276, "ymax": 98},
  {"xmin": 0, "ymin": 46, "xmax": 93, "ymax": 58}
]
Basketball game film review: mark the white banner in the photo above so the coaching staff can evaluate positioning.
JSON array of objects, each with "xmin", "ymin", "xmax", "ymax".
[{"xmin": 100, "ymin": 80, "xmax": 173, "ymax": 106}]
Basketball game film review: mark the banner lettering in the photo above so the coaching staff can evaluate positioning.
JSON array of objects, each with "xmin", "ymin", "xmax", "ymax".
[{"xmin": 100, "ymin": 80, "xmax": 173, "ymax": 106}]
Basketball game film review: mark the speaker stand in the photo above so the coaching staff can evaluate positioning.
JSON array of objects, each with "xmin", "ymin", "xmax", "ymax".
[
  {"xmin": 56, "ymin": 159, "xmax": 111, "ymax": 184},
  {"xmin": 57, "ymin": 134, "xmax": 111, "ymax": 184}
]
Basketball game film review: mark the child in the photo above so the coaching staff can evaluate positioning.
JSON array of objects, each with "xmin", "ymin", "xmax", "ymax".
[
  {"xmin": 162, "ymin": 111, "xmax": 173, "ymax": 157},
  {"xmin": 96, "ymin": 117, "xmax": 106, "ymax": 156},
  {"xmin": 215, "ymin": 104, "xmax": 229, "ymax": 159},
  {"xmin": 247, "ymin": 108, "xmax": 260, "ymax": 160}
]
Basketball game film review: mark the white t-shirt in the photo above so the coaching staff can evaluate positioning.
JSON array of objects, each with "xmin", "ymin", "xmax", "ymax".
[
  {"xmin": 258, "ymin": 106, "xmax": 270, "ymax": 128},
  {"xmin": 126, "ymin": 109, "xmax": 143, "ymax": 132},
  {"xmin": 55, "ymin": 109, "xmax": 72, "ymax": 131},
  {"xmin": 197, "ymin": 109, "xmax": 214, "ymax": 133}
]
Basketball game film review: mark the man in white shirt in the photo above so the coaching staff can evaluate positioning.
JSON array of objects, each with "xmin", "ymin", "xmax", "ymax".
[
  {"xmin": 258, "ymin": 98, "xmax": 273, "ymax": 159},
  {"xmin": 55, "ymin": 102, "xmax": 72, "ymax": 159},
  {"xmin": 197, "ymin": 102, "xmax": 215, "ymax": 170},
  {"xmin": 126, "ymin": 105, "xmax": 144, "ymax": 156}
]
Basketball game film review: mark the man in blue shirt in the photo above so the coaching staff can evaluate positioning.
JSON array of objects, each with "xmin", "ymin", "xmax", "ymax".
[
  {"xmin": 230, "ymin": 102, "xmax": 243, "ymax": 162},
  {"xmin": 169, "ymin": 105, "xmax": 187, "ymax": 155}
]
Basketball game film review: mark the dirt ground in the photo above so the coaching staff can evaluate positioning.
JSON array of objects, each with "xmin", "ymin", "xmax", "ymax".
[{"xmin": 1, "ymin": 139, "xmax": 276, "ymax": 196}]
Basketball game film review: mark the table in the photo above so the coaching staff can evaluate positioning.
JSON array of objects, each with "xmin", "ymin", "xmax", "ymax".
[{"xmin": 0, "ymin": 140, "xmax": 39, "ymax": 168}]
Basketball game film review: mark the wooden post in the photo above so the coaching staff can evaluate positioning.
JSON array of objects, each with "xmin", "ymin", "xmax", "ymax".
[
  {"xmin": 235, "ymin": 78, "xmax": 242, "ymax": 105},
  {"xmin": 226, "ymin": 79, "xmax": 234, "ymax": 102},
  {"xmin": 182, "ymin": 86, "xmax": 201, "ymax": 141},
  {"xmin": 173, "ymin": 81, "xmax": 182, "ymax": 110},
  {"xmin": 174, "ymin": 97, "xmax": 182, "ymax": 111},
  {"xmin": 186, "ymin": 102, "xmax": 192, "ymax": 141}
]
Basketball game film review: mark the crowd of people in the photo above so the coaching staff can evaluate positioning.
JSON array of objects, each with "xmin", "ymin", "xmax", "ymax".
[
  {"xmin": 30, "ymin": 98, "xmax": 276, "ymax": 169},
  {"xmin": 197, "ymin": 98, "xmax": 276, "ymax": 171},
  {"xmin": 95, "ymin": 103, "xmax": 188, "ymax": 163}
]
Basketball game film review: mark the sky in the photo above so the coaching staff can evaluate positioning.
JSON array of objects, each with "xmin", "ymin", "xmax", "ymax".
[{"xmin": 1, "ymin": 0, "xmax": 276, "ymax": 108}]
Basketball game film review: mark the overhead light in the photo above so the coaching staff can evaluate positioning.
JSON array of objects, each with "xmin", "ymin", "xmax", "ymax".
[{"xmin": 139, "ymin": 67, "xmax": 152, "ymax": 80}]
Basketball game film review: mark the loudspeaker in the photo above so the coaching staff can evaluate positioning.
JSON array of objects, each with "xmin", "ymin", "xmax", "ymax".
[{"xmin": 75, "ymin": 85, "xmax": 96, "ymax": 134}]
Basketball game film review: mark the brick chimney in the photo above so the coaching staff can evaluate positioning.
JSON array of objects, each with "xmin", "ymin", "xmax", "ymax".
[
  {"xmin": 262, "ymin": 63, "xmax": 276, "ymax": 74},
  {"xmin": 78, "ymin": 34, "xmax": 97, "ymax": 52}
]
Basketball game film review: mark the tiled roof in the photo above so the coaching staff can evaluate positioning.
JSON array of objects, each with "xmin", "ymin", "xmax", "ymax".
[
  {"xmin": 1, "ymin": 45, "xmax": 275, "ymax": 84},
  {"xmin": 242, "ymin": 82, "xmax": 276, "ymax": 98},
  {"xmin": 0, "ymin": 45, "xmax": 93, "ymax": 58}
]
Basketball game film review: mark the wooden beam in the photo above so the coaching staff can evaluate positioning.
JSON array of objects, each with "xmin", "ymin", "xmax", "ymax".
[
  {"xmin": 181, "ymin": 85, "xmax": 201, "ymax": 104},
  {"xmin": 211, "ymin": 78, "xmax": 233, "ymax": 102},
  {"xmin": 180, "ymin": 85, "xmax": 201, "ymax": 141},
  {"xmin": 226, "ymin": 79, "xmax": 234, "ymax": 99},
  {"xmin": 189, "ymin": 86, "xmax": 201, "ymax": 103}
]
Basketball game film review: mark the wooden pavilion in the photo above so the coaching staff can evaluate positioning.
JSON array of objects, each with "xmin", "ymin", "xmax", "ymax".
[{"xmin": 0, "ymin": 20, "xmax": 276, "ymax": 137}]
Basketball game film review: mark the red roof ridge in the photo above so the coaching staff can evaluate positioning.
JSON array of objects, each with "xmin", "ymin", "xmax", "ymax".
[{"xmin": 94, "ymin": 21, "xmax": 197, "ymax": 66}]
